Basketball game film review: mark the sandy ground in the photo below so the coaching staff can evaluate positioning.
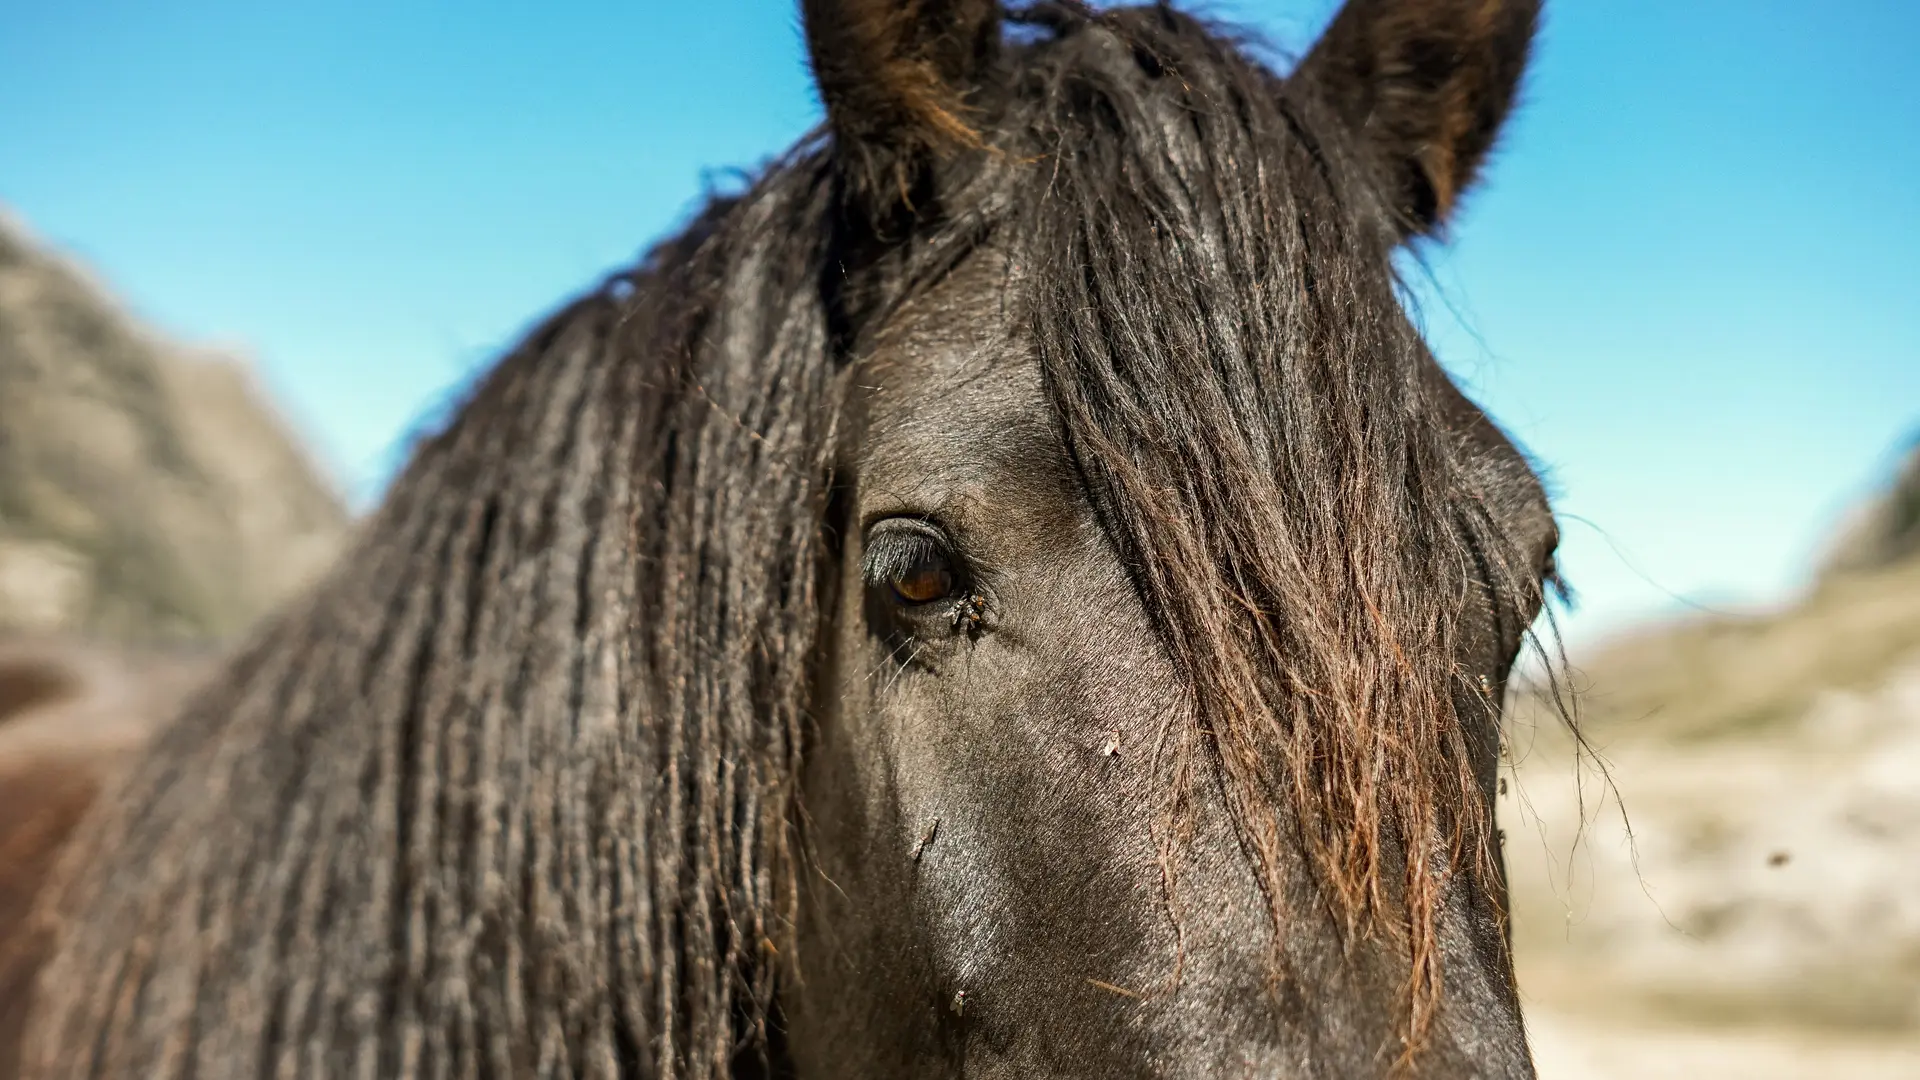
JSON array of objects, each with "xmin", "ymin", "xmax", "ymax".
[{"xmin": 1526, "ymin": 1008, "xmax": 1920, "ymax": 1080}]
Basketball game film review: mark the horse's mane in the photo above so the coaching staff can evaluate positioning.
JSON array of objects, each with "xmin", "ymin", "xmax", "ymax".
[
  {"xmin": 26, "ymin": 6, "xmax": 1545, "ymax": 1077},
  {"xmin": 28, "ymin": 155, "xmax": 841, "ymax": 1077}
]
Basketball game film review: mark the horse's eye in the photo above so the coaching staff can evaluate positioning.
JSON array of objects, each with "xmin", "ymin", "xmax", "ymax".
[
  {"xmin": 862, "ymin": 520, "xmax": 962, "ymax": 608},
  {"xmin": 889, "ymin": 560, "xmax": 953, "ymax": 605}
]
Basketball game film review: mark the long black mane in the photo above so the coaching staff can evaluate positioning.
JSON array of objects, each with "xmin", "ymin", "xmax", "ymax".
[{"xmin": 28, "ymin": 5, "xmax": 1546, "ymax": 1077}]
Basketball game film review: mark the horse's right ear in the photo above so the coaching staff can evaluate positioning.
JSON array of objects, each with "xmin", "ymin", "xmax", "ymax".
[
  {"xmin": 801, "ymin": 0, "xmax": 1001, "ymax": 206},
  {"xmin": 1291, "ymin": 0, "xmax": 1540, "ymax": 240}
]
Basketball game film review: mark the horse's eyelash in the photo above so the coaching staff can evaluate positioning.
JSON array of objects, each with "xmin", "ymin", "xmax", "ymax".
[{"xmin": 860, "ymin": 526, "xmax": 955, "ymax": 589}]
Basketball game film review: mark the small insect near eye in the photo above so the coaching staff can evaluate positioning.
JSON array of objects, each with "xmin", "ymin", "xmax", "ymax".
[{"xmin": 889, "ymin": 559, "xmax": 953, "ymax": 605}]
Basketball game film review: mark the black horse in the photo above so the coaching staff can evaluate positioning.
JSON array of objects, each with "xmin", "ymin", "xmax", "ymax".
[{"xmin": 9, "ymin": 1, "xmax": 1561, "ymax": 1076}]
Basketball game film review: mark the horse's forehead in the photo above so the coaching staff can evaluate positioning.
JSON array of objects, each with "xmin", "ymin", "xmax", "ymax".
[{"xmin": 850, "ymin": 252, "xmax": 1064, "ymax": 503}]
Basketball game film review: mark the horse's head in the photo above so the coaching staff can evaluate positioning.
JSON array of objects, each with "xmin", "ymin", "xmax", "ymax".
[
  {"xmin": 19, "ymin": 4, "xmax": 1560, "ymax": 1077},
  {"xmin": 790, "ymin": 1, "xmax": 1557, "ymax": 1075}
]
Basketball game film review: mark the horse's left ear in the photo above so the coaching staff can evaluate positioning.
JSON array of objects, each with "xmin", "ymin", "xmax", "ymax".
[
  {"xmin": 802, "ymin": 0, "xmax": 1001, "ymax": 205},
  {"xmin": 1291, "ymin": 0, "xmax": 1540, "ymax": 239}
]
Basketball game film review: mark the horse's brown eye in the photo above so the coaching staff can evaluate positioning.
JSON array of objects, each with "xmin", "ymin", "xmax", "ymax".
[
  {"xmin": 861, "ymin": 520, "xmax": 962, "ymax": 609},
  {"xmin": 890, "ymin": 562, "xmax": 953, "ymax": 605}
]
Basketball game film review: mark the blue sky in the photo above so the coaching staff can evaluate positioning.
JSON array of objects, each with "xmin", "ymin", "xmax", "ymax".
[{"xmin": 4, "ymin": 1, "xmax": 1916, "ymax": 648}]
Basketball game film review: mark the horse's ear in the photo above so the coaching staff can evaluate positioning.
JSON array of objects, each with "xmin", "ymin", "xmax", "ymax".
[
  {"xmin": 1291, "ymin": 0, "xmax": 1540, "ymax": 239},
  {"xmin": 801, "ymin": 0, "xmax": 1001, "ymax": 205}
]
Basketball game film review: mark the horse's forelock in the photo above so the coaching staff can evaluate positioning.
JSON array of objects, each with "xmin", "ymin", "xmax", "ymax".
[{"xmin": 1000, "ymin": 5, "xmax": 1546, "ymax": 1050}]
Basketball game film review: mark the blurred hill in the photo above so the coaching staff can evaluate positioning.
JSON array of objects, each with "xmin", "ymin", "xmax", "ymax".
[
  {"xmin": 1510, "ymin": 433, "xmax": 1920, "ymax": 1078},
  {"xmin": 1822, "ymin": 433, "xmax": 1920, "ymax": 579},
  {"xmin": 0, "ymin": 209, "xmax": 347, "ymax": 642}
]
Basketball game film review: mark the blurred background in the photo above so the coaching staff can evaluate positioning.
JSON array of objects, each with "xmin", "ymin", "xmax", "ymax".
[{"xmin": 2, "ymin": 1, "xmax": 1915, "ymax": 1075}]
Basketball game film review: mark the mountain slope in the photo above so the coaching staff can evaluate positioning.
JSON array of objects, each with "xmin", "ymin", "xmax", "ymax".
[
  {"xmin": 0, "ymin": 209, "xmax": 348, "ymax": 641},
  {"xmin": 1823, "ymin": 433, "xmax": 1920, "ymax": 578}
]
